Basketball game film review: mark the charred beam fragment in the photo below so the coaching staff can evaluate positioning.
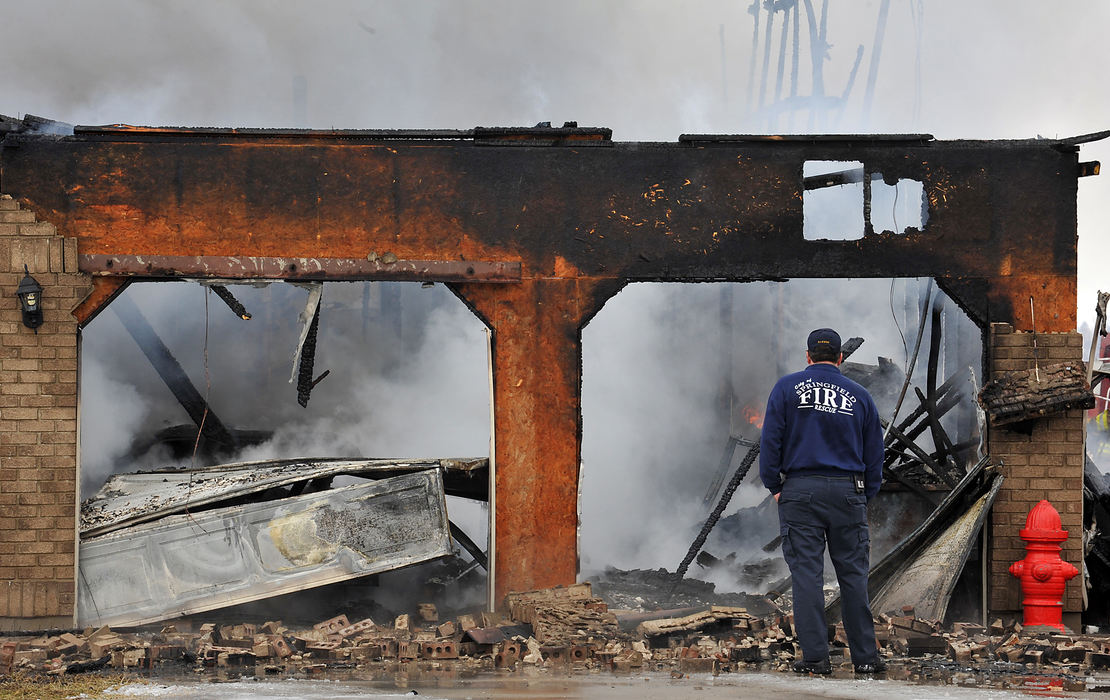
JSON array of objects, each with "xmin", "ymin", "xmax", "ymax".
[
  {"xmin": 882, "ymin": 420, "xmax": 959, "ymax": 489},
  {"xmin": 803, "ymin": 167, "xmax": 870, "ymax": 190},
  {"xmin": 208, "ymin": 284, "xmax": 252, "ymax": 320},
  {"xmin": 110, "ymin": 293, "xmax": 238, "ymax": 451},
  {"xmin": 889, "ymin": 439, "xmax": 980, "ymax": 472},
  {"xmin": 924, "ymin": 304, "xmax": 954, "ymax": 469},
  {"xmin": 702, "ymin": 435, "xmax": 758, "ymax": 506},
  {"xmin": 671, "ymin": 441, "xmax": 760, "ymax": 594},
  {"xmin": 840, "ymin": 336, "xmax": 864, "ymax": 361},
  {"xmin": 449, "ymin": 521, "xmax": 488, "ymax": 571},
  {"xmin": 79, "ymin": 254, "xmax": 521, "ymax": 283},
  {"xmin": 887, "ymin": 366, "xmax": 968, "ymax": 440},
  {"xmin": 296, "ymin": 302, "xmax": 322, "ymax": 408},
  {"xmin": 883, "ymin": 383, "xmax": 964, "ymax": 470},
  {"xmin": 882, "ymin": 464, "xmax": 939, "ymax": 506},
  {"xmin": 914, "ymin": 386, "xmax": 962, "ymax": 481}
]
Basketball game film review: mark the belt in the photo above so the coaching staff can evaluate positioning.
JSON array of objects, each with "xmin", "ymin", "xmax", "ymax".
[{"xmin": 785, "ymin": 468, "xmax": 859, "ymax": 480}]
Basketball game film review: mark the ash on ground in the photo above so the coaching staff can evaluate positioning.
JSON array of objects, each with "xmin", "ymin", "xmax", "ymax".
[{"xmin": 588, "ymin": 567, "xmax": 781, "ymax": 617}]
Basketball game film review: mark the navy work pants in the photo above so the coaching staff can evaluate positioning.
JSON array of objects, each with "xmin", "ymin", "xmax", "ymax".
[{"xmin": 778, "ymin": 474, "xmax": 878, "ymax": 665}]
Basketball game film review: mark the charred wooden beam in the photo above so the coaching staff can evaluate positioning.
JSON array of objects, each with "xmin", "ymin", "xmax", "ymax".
[
  {"xmin": 703, "ymin": 435, "xmax": 759, "ymax": 506},
  {"xmin": 449, "ymin": 521, "xmax": 488, "ymax": 571},
  {"xmin": 882, "ymin": 420, "xmax": 959, "ymax": 489},
  {"xmin": 208, "ymin": 284, "xmax": 252, "ymax": 320},
  {"xmin": 840, "ymin": 336, "xmax": 864, "ymax": 360},
  {"xmin": 882, "ymin": 464, "xmax": 939, "ymax": 505},
  {"xmin": 914, "ymin": 386, "xmax": 963, "ymax": 482},
  {"xmin": 296, "ymin": 301, "xmax": 322, "ymax": 408},
  {"xmin": 924, "ymin": 304, "xmax": 955, "ymax": 469},
  {"xmin": 79, "ymin": 253, "xmax": 521, "ymax": 283},
  {"xmin": 883, "ymin": 386, "xmax": 964, "ymax": 470},
  {"xmin": 672, "ymin": 441, "xmax": 760, "ymax": 593},
  {"xmin": 886, "ymin": 365, "xmax": 968, "ymax": 444}
]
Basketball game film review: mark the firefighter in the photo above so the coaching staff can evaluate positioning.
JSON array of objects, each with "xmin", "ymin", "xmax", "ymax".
[{"xmin": 759, "ymin": 328, "xmax": 886, "ymax": 675}]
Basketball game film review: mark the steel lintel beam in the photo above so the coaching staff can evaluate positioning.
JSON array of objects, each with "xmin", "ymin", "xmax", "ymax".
[{"xmin": 79, "ymin": 254, "xmax": 521, "ymax": 283}]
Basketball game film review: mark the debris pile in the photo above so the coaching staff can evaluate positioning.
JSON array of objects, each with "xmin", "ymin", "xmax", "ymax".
[
  {"xmin": 588, "ymin": 567, "xmax": 779, "ymax": 616},
  {"xmin": 6, "ymin": 583, "xmax": 1110, "ymax": 691}
]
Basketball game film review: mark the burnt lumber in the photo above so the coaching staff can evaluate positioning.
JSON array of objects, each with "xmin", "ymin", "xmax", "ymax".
[
  {"xmin": 840, "ymin": 336, "xmax": 864, "ymax": 360},
  {"xmin": 449, "ymin": 521, "xmax": 488, "ymax": 571},
  {"xmin": 672, "ymin": 441, "xmax": 760, "ymax": 592},
  {"xmin": 208, "ymin": 284, "xmax": 252, "ymax": 320},
  {"xmin": 924, "ymin": 305, "xmax": 958, "ymax": 476},
  {"xmin": 881, "ymin": 362, "xmax": 973, "ymax": 497},
  {"xmin": 882, "ymin": 421, "xmax": 958, "ymax": 489},
  {"xmin": 884, "ymin": 280, "xmax": 935, "ymax": 441},
  {"xmin": 296, "ymin": 300, "xmax": 322, "ymax": 407},
  {"xmin": 882, "ymin": 366, "xmax": 967, "ymax": 468},
  {"xmin": 978, "ymin": 361, "xmax": 1094, "ymax": 426},
  {"xmin": 702, "ymin": 435, "xmax": 758, "ymax": 506}
]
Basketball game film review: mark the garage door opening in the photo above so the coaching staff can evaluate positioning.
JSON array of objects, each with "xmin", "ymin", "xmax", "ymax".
[
  {"xmin": 580, "ymin": 278, "xmax": 985, "ymax": 619},
  {"xmin": 78, "ymin": 279, "xmax": 491, "ymax": 626}
]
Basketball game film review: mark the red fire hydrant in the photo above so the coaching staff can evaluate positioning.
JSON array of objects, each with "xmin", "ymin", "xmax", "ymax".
[{"xmin": 1008, "ymin": 499, "xmax": 1079, "ymax": 631}]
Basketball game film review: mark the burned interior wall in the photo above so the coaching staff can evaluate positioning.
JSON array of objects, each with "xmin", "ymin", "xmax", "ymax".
[
  {"xmin": 0, "ymin": 123, "xmax": 1086, "ymax": 626},
  {"xmin": 987, "ymin": 323, "xmax": 1086, "ymax": 625},
  {"xmin": 0, "ymin": 195, "xmax": 90, "ymax": 630}
]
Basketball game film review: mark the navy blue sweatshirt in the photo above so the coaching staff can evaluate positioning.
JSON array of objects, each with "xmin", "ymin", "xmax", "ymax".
[{"xmin": 758, "ymin": 362, "xmax": 884, "ymax": 499}]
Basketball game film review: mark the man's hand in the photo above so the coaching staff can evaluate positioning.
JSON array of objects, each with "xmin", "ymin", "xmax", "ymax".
[{"xmin": 774, "ymin": 492, "xmax": 780, "ymax": 503}]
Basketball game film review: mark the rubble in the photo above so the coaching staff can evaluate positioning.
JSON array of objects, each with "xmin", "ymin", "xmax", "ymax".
[
  {"xmin": 6, "ymin": 581, "xmax": 1110, "ymax": 693},
  {"xmin": 587, "ymin": 567, "xmax": 779, "ymax": 616}
]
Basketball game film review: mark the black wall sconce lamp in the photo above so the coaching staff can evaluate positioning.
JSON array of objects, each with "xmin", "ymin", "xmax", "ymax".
[{"xmin": 16, "ymin": 265, "xmax": 43, "ymax": 332}]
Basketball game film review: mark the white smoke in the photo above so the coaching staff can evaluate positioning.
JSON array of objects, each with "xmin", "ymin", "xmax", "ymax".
[{"xmin": 78, "ymin": 358, "xmax": 153, "ymax": 496}]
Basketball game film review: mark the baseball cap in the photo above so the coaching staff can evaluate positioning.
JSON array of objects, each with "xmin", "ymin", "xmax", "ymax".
[{"xmin": 807, "ymin": 328, "xmax": 841, "ymax": 354}]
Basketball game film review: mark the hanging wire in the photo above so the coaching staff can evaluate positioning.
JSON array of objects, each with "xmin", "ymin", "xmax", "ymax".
[
  {"xmin": 191, "ymin": 289, "xmax": 212, "ymax": 464},
  {"xmin": 889, "ymin": 279, "xmax": 908, "ymax": 364},
  {"xmin": 892, "ymin": 179, "xmax": 900, "ymax": 234},
  {"xmin": 185, "ymin": 287, "xmax": 213, "ymax": 533}
]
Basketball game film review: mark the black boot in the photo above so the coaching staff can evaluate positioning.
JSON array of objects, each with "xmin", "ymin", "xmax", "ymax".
[
  {"xmin": 853, "ymin": 657, "xmax": 887, "ymax": 674},
  {"xmin": 792, "ymin": 658, "xmax": 832, "ymax": 675}
]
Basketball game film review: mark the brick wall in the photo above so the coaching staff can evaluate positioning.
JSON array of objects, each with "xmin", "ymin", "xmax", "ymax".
[
  {"xmin": 0, "ymin": 194, "xmax": 89, "ymax": 630},
  {"xmin": 987, "ymin": 322, "xmax": 1085, "ymax": 619}
]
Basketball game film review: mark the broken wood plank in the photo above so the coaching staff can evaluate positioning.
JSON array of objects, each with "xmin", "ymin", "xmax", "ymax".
[
  {"xmin": 636, "ymin": 606, "xmax": 752, "ymax": 637},
  {"xmin": 978, "ymin": 361, "xmax": 1094, "ymax": 426}
]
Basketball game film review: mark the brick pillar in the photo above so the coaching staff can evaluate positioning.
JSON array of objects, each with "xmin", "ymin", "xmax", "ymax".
[
  {"xmin": 987, "ymin": 322, "xmax": 1085, "ymax": 627},
  {"xmin": 0, "ymin": 194, "xmax": 90, "ymax": 630}
]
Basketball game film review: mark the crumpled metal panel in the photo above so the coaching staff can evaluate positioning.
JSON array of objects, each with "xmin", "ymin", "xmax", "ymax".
[
  {"xmin": 870, "ymin": 474, "xmax": 1003, "ymax": 621},
  {"xmin": 80, "ymin": 457, "xmax": 484, "ymax": 537},
  {"xmin": 77, "ymin": 469, "xmax": 450, "ymax": 628}
]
